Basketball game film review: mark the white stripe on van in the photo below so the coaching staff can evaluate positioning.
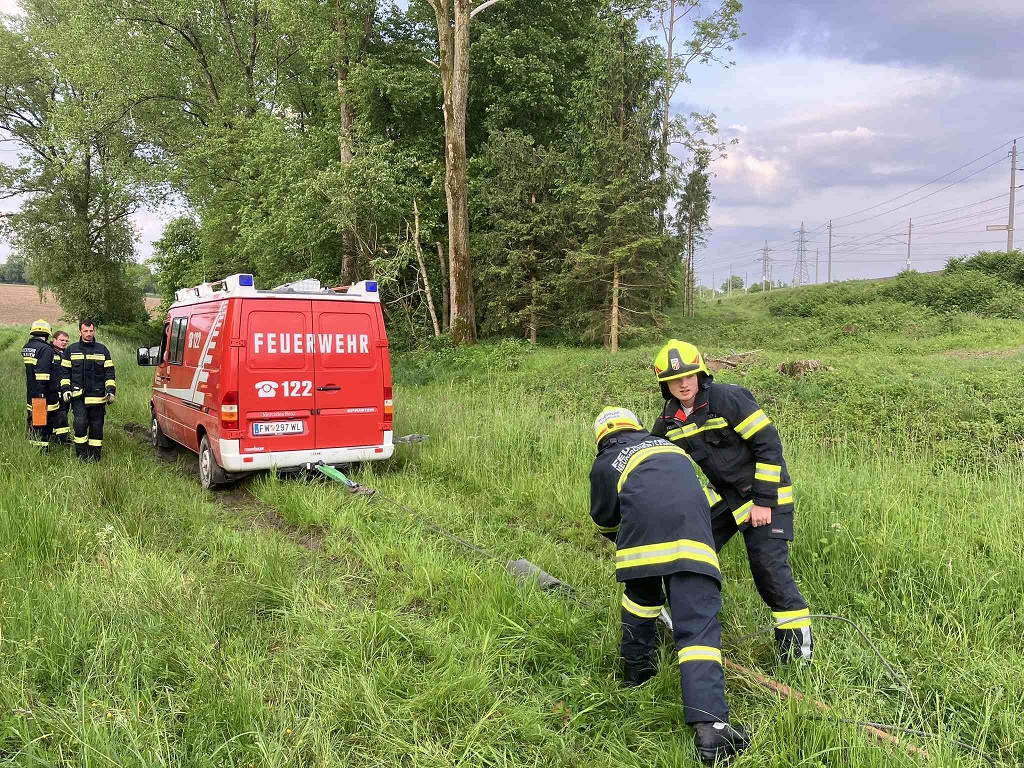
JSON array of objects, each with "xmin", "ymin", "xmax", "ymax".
[{"xmin": 160, "ymin": 300, "xmax": 226, "ymax": 407}]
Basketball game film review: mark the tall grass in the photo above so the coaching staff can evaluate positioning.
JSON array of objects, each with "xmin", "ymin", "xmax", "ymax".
[{"xmin": 1, "ymin": 297, "xmax": 1020, "ymax": 766}]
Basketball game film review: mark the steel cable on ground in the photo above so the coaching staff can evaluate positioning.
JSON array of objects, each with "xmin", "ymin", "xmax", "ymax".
[
  {"xmin": 356, "ymin": 484, "xmax": 991, "ymax": 760},
  {"xmin": 808, "ymin": 717, "xmax": 993, "ymax": 760}
]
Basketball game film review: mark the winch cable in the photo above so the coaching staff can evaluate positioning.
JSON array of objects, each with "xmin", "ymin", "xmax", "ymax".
[
  {"xmin": 809, "ymin": 716, "xmax": 990, "ymax": 761},
  {"xmin": 729, "ymin": 614, "xmax": 910, "ymax": 692},
  {"xmin": 319, "ymin": 472, "xmax": 988, "ymax": 762}
]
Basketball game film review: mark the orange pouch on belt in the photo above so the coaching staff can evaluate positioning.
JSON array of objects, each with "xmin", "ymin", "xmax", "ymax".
[{"xmin": 31, "ymin": 397, "xmax": 48, "ymax": 427}]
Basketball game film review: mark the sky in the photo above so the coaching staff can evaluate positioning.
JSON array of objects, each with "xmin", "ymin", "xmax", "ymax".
[
  {"xmin": 676, "ymin": 0, "xmax": 1024, "ymax": 286},
  {"xmin": 3, "ymin": 0, "xmax": 1024, "ymax": 286}
]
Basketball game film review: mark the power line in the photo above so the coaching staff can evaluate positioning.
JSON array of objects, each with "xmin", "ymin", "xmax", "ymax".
[
  {"xmin": 830, "ymin": 137, "xmax": 1021, "ymax": 223},
  {"xmin": 833, "ymin": 156, "xmax": 1007, "ymax": 229}
]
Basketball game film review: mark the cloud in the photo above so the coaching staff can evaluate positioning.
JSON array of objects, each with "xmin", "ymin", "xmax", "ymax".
[
  {"xmin": 738, "ymin": 0, "xmax": 1024, "ymax": 80},
  {"xmin": 713, "ymin": 144, "xmax": 794, "ymax": 205}
]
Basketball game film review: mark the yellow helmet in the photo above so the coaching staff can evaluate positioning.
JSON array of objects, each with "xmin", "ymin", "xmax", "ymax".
[
  {"xmin": 594, "ymin": 406, "xmax": 642, "ymax": 444},
  {"xmin": 30, "ymin": 319, "xmax": 52, "ymax": 336},
  {"xmin": 653, "ymin": 339, "xmax": 708, "ymax": 383}
]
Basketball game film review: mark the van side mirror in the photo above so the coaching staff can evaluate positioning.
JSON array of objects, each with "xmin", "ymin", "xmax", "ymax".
[{"xmin": 137, "ymin": 346, "xmax": 161, "ymax": 366}]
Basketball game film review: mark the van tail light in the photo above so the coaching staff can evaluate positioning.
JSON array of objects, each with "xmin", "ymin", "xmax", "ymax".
[
  {"xmin": 383, "ymin": 386, "xmax": 393, "ymax": 430},
  {"xmin": 221, "ymin": 390, "xmax": 239, "ymax": 430}
]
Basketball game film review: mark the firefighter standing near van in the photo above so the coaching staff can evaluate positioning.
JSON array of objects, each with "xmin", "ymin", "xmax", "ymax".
[
  {"xmin": 590, "ymin": 407, "xmax": 750, "ymax": 763},
  {"xmin": 66, "ymin": 319, "xmax": 116, "ymax": 462},
  {"xmin": 22, "ymin": 319, "xmax": 57, "ymax": 449},
  {"xmin": 650, "ymin": 340, "xmax": 812, "ymax": 663},
  {"xmin": 50, "ymin": 330, "xmax": 72, "ymax": 445}
]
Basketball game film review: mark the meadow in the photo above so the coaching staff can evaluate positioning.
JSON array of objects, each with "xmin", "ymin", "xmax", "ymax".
[{"xmin": 1, "ymin": 284, "xmax": 1022, "ymax": 766}]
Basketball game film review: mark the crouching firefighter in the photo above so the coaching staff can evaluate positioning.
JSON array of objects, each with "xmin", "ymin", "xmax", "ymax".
[
  {"xmin": 590, "ymin": 407, "xmax": 750, "ymax": 763},
  {"xmin": 66, "ymin": 319, "xmax": 116, "ymax": 462},
  {"xmin": 22, "ymin": 319, "xmax": 58, "ymax": 449},
  {"xmin": 651, "ymin": 340, "xmax": 813, "ymax": 664}
]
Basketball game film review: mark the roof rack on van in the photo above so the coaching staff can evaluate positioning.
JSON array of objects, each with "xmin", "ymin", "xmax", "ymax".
[
  {"xmin": 270, "ymin": 278, "xmax": 381, "ymax": 302},
  {"xmin": 172, "ymin": 274, "xmax": 380, "ymax": 305},
  {"xmin": 174, "ymin": 273, "xmax": 257, "ymax": 304}
]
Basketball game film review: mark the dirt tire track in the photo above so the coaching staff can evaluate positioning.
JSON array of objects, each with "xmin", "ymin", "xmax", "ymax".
[{"xmin": 122, "ymin": 422, "xmax": 332, "ymax": 555}]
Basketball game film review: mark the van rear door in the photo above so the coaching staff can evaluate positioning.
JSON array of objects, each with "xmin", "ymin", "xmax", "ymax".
[
  {"xmin": 312, "ymin": 302, "xmax": 382, "ymax": 448},
  {"xmin": 238, "ymin": 300, "xmax": 317, "ymax": 453}
]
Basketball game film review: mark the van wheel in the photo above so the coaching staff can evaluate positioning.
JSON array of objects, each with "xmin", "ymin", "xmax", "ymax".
[
  {"xmin": 151, "ymin": 412, "xmax": 173, "ymax": 449},
  {"xmin": 199, "ymin": 435, "xmax": 227, "ymax": 490}
]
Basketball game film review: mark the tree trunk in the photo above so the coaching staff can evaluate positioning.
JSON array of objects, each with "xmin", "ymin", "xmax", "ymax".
[
  {"xmin": 686, "ymin": 201, "xmax": 694, "ymax": 317},
  {"xmin": 657, "ymin": 0, "xmax": 676, "ymax": 234},
  {"xmin": 433, "ymin": 0, "xmax": 477, "ymax": 344},
  {"xmin": 336, "ymin": 0, "xmax": 359, "ymax": 283},
  {"xmin": 413, "ymin": 201, "xmax": 441, "ymax": 337},
  {"xmin": 609, "ymin": 261, "xmax": 620, "ymax": 353},
  {"xmin": 436, "ymin": 241, "xmax": 450, "ymax": 331},
  {"xmin": 528, "ymin": 275, "xmax": 538, "ymax": 344}
]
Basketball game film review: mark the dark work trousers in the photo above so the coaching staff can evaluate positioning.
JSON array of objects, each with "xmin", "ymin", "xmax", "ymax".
[
  {"xmin": 712, "ymin": 505, "xmax": 813, "ymax": 661},
  {"xmin": 26, "ymin": 411, "xmax": 52, "ymax": 449},
  {"xmin": 71, "ymin": 400, "xmax": 106, "ymax": 461},
  {"xmin": 49, "ymin": 401, "xmax": 71, "ymax": 444},
  {"xmin": 621, "ymin": 571, "xmax": 729, "ymax": 724}
]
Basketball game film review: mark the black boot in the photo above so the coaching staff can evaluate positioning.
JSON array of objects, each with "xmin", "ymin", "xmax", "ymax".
[
  {"xmin": 693, "ymin": 722, "xmax": 750, "ymax": 763},
  {"xmin": 76, "ymin": 442, "xmax": 90, "ymax": 461},
  {"xmin": 777, "ymin": 626, "xmax": 813, "ymax": 665},
  {"xmin": 622, "ymin": 657, "xmax": 657, "ymax": 687}
]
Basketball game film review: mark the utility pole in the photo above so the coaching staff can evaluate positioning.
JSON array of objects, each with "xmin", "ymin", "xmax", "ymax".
[
  {"xmin": 906, "ymin": 218, "xmax": 913, "ymax": 271},
  {"xmin": 988, "ymin": 141, "xmax": 1017, "ymax": 251},
  {"xmin": 792, "ymin": 222, "xmax": 809, "ymax": 287},
  {"xmin": 827, "ymin": 220, "xmax": 833, "ymax": 283},
  {"xmin": 761, "ymin": 241, "xmax": 772, "ymax": 292},
  {"xmin": 1010, "ymin": 140, "xmax": 1017, "ymax": 252},
  {"xmin": 815, "ymin": 248, "xmax": 820, "ymax": 283}
]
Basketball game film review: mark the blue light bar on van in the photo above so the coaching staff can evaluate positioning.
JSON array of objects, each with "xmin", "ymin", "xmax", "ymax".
[
  {"xmin": 238, "ymin": 274, "xmax": 254, "ymax": 286},
  {"xmin": 366, "ymin": 281, "xmax": 378, "ymax": 292}
]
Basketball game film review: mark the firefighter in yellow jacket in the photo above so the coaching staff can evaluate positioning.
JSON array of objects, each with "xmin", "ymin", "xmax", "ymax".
[
  {"xmin": 65, "ymin": 319, "xmax": 116, "ymax": 462},
  {"xmin": 650, "ymin": 340, "xmax": 812, "ymax": 663},
  {"xmin": 590, "ymin": 407, "xmax": 750, "ymax": 763},
  {"xmin": 22, "ymin": 319, "xmax": 57, "ymax": 449}
]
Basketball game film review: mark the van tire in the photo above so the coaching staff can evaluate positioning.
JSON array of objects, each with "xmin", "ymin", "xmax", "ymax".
[
  {"xmin": 199, "ymin": 435, "xmax": 227, "ymax": 490},
  {"xmin": 151, "ymin": 412, "xmax": 173, "ymax": 449}
]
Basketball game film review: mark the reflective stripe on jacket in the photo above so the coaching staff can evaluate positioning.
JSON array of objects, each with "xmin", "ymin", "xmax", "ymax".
[
  {"xmin": 67, "ymin": 339, "xmax": 116, "ymax": 400},
  {"xmin": 651, "ymin": 377, "xmax": 793, "ymax": 524},
  {"xmin": 590, "ymin": 429, "xmax": 720, "ymax": 583},
  {"xmin": 22, "ymin": 336, "xmax": 57, "ymax": 406}
]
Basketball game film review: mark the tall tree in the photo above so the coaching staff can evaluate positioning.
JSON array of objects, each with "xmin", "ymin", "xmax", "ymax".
[
  {"xmin": 676, "ymin": 149, "xmax": 711, "ymax": 316},
  {"xmin": 653, "ymin": 0, "xmax": 740, "ymax": 232},
  {"xmin": 0, "ymin": 8, "xmax": 147, "ymax": 322},
  {"xmin": 424, "ymin": 0, "xmax": 490, "ymax": 344}
]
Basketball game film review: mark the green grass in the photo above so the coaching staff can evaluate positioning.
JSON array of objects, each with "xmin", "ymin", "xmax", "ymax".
[{"xmin": 1, "ymin": 293, "xmax": 1021, "ymax": 766}]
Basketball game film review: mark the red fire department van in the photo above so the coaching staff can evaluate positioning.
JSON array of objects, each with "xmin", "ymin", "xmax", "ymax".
[{"xmin": 137, "ymin": 274, "xmax": 394, "ymax": 488}]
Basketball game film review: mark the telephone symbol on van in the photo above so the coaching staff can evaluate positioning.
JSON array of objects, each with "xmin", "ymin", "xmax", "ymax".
[
  {"xmin": 255, "ymin": 380, "xmax": 313, "ymax": 398},
  {"xmin": 255, "ymin": 381, "xmax": 279, "ymax": 398}
]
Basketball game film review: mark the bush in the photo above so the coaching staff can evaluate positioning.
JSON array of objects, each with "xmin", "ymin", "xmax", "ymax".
[
  {"xmin": 879, "ymin": 270, "xmax": 1020, "ymax": 317},
  {"xmin": 766, "ymin": 281, "xmax": 883, "ymax": 318},
  {"xmin": 946, "ymin": 250, "xmax": 1024, "ymax": 286}
]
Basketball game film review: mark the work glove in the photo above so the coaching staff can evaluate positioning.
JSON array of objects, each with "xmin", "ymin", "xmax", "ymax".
[
  {"xmin": 106, "ymin": 393, "xmax": 115, "ymax": 404},
  {"xmin": 61, "ymin": 390, "xmax": 72, "ymax": 403}
]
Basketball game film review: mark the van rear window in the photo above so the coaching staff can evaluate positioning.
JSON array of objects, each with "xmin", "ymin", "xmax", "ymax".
[
  {"xmin": 315, "ymin": 311, "xmax": 375, "ymax": 370},
  {"xmin": 248, "ymin": 311, "xmax": 312, "ymax": 370}
]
